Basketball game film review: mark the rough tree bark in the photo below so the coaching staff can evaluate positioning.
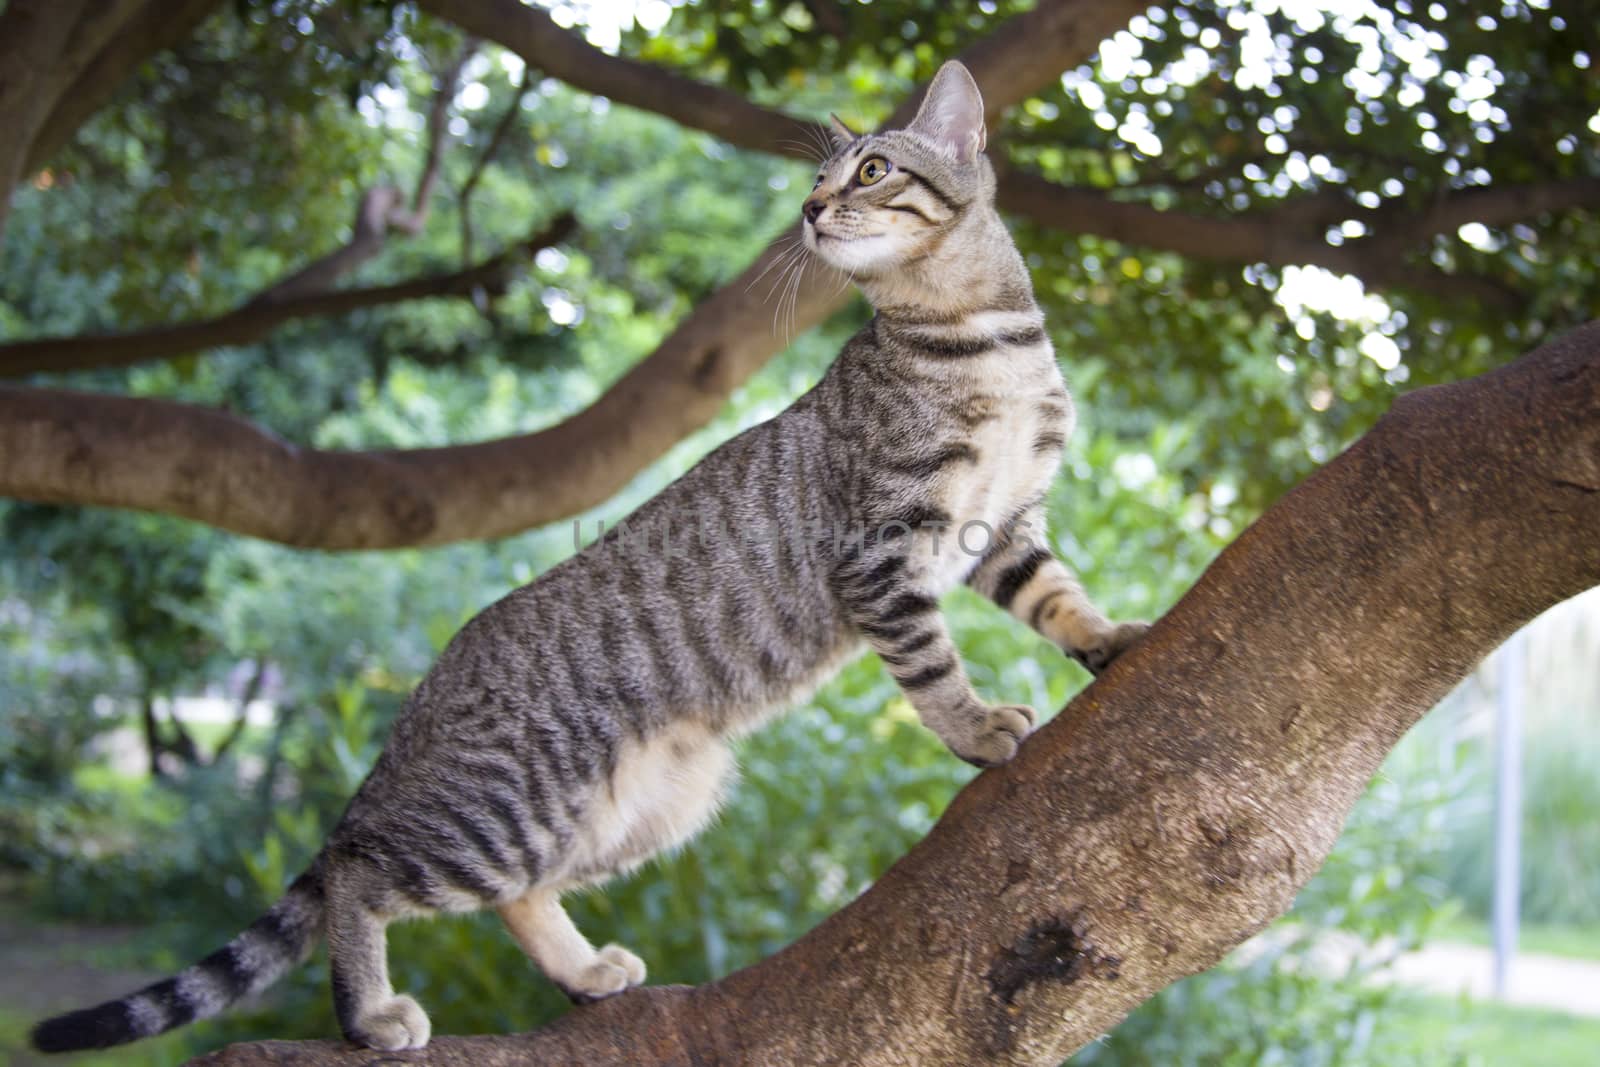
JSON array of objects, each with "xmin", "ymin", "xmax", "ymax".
[{"xmin": 191, "ymin": 323, "xmax": 1599, "ymax": 1065}]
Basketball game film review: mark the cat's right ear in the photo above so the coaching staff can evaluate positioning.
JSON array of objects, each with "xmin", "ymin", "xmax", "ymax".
[
  {"xmin": 828, "ymin": 113, "xmax": 859, "ymax": 150},
  {"xmin": 908, "ymin": 61, "xmax": 987, "ymax": 163}
]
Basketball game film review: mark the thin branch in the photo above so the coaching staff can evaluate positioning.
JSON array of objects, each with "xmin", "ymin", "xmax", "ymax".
[
  {"xmin": 390, "ymin": 37, "xmax": 480, "ymax": 235},
  {"xmin": 460, "ymin": 66, "xmax": 531, "ymax": 269},
  {"xmin": 413, "ymin": 0, "xmax": 828, "ymax": 160},
  {"xmin": 0, "ymin": 216, "xmax": 576, "ymax": 378},
  {"xmin": 253, "ymin": 41, "xmax": 477, "ymax": 307},
  {"xmin": 187, "ymin": 322, "xmax": 1600, "ymax": 1065},
  {"xmin": 210, "ymin": 659, "xmax": 266, "ymax": 764}
]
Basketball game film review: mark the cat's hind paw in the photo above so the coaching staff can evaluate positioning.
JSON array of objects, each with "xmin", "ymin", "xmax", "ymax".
[
  {"xmin": 349, "ymin": 994, "xmax": 431, "ymax": 1051},
  {"xmin": 563, "ymin": 945, "xmax": 646, "ymax": 1004}
]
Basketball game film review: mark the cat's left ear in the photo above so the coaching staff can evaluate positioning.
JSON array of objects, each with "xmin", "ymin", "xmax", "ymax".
[
  {"xmin": 828, "ymin": 113, "xmax": 859, "ymax": 150},
  {"xmin": 908, "ymin": 61, "xmax": 987, "ymax": 163}
]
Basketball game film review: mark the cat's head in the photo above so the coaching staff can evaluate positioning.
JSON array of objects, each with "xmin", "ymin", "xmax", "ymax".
[{"xmin": 801, "ymin": 61, "xmax": 991, "ymax": 277}]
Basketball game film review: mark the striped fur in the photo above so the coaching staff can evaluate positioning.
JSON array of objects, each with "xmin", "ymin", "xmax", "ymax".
[{"xmin": 31, "ymin": 60, "xmax": 1145, "ymax": 1054}]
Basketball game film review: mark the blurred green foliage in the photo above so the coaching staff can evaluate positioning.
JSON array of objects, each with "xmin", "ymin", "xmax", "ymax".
[{"xmin": 2, "ymin": 0, "xmax": 1597, "ymax": 1063}]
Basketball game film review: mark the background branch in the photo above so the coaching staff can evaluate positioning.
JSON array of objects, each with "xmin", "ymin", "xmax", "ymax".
[
  {"xmin": 0, "ymin": 0, "xmax": 1141, "ymax": 545},
  {"xmin": 460, "ymin": 66, "xmax": 531, "ymax": 269},
  {"xmin": 20, "ymin": 0, "xmax": 223, "ymax": 176},
  {"xmin": 253, "ymin": 42, "xmax": 476, "ymax": 307},
  {"xmin": 189, "ymin": 321, "xmax": 1600, "ymax": 1064},
  {"xmin": 0, "ymin": 217, "xmax": 575, "ymax": 379},
  {"xmin": 412, "ymin": 0, "xmax": 1593, "ymax": 306}
]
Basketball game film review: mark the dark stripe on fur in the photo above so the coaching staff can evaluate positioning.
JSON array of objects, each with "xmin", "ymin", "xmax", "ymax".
[
  {"xmin": 878, "ymin": 592, "xmax": 938, "ymax": 623},
  {"xmin": 885, "ymin": 200, "xmax": 937, "ymax": 222},
  {"xmin": 1033, "ymin": 430, "xmax": 1067, "ymax": 455},
  {"xmin": 994, "ymin": 548, "xmax": 1054, "ymax": 609},
  {"xmin": 886, "ymin": 443, "xmax": 980, "ymax": 479},
  {"xmin": 898, "ymin": 656, "xmax": 957, "ymax": 689},
  {"xmin": 910, "ymin": 325, "xmax": 1048, "ymax": 359},
  {"xmin": 895, "ymin": 166, "xmax": 961, "ymax": 213}
]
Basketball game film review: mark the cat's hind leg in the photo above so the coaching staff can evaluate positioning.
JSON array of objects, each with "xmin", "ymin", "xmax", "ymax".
[
  {"xmin": 498, "ymin": 888, "xmax": 645, "ymax": 1003},
  {"xmin": 501, "ymin": 721, "xmax": 733, "ymax": 1003},
  {"xmin": 325, "ymin": 872, "xmax": 431, "ymax": 1050}
]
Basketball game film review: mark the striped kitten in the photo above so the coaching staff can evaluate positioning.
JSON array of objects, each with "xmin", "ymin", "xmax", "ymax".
[{"xmin": 32, "ymin": 60, "xmax": 1145, "ymax": 1054}]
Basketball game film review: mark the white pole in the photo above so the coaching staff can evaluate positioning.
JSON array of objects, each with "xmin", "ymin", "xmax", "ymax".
[{"xmin": 1491, "ymin": 628, "xmax": 1526, "ymax": 1000}]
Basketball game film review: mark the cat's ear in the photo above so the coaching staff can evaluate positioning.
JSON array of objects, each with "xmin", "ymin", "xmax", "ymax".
[
  {"xmin": 828, "ymin": 113, "xmax": 859, "ymax": 150},
  {"xmin": 908, "ymin": 61, "xmax": 987, "ymax": 162}
]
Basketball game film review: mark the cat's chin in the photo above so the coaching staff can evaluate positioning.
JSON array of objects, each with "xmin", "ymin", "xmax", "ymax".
[{"xmin": 806, "ymin": 232, "xmax": 909, "ymax": 276}]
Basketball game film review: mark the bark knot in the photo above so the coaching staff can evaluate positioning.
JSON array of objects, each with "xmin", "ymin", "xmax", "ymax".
[{"xmin": 985, "ymin": 911, "xmax": 1120, "ymax": 1007}]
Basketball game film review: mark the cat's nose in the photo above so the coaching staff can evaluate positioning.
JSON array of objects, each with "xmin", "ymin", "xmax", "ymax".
[{"xmin": 803, "ymin": 198, "xmax": 826, "ymax": 224}]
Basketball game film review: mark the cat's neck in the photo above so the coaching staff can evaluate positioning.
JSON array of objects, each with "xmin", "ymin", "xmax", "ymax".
[{"xmin": 858, "ymin": 205, "xmax": 1036, "ymax": 324}]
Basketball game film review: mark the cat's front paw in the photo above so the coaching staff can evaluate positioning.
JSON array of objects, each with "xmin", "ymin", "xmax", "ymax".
[
  {"xmin": 949, "ymin": 703, "xmax": 1036, "ymax": 768},
  {"xmin": 1071, "ymin": 620, "xmax": 1150, "ymax": 675},
  {"xmin": 349, "ymin": 994, "xmax": 431, "ymax": 1050},
  {"xmin": 562, "ymin": 945, "xmax": 647, "ymax": 1005}
]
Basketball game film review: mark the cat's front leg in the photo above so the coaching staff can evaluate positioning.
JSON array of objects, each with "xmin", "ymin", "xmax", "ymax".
[
  {"xmin": 968, "ymin": 509, "xmax": 1148, "ymax": 674},
  {"xmin": 834, "ymin": 551, "xmax": 1035, "ymax": 767}
]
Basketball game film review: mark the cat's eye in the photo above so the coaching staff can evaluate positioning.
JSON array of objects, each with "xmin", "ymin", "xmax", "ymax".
[
  {"xmin": 812, "ymin": 174, "xmax": 824, "ymax": 189},
  {"xmin": 857, "ymin": 157, "xmax": 891, "ymax": 186}
]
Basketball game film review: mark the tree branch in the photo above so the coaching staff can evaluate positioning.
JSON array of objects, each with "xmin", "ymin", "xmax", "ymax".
[
  {"xmin": 251, "ymin": 41, "xmax": 475, "ymax": 307},
  {"xmin": 460, "ymin": 66, "xmax": 531, "ymax": 269},
  {"xmin": 0, "ymin": 0, "xmax": 1138, "ymax": 546},
  {"xmin": 0, "ymin": 1, "xmax": 119, "ymax": 238},
  {"xmin": 992, "ymin": 169, "xmax": 1585, "ymax": 307},
  {"xmin": 189, "ymin": 321, "xmax": 1600, "ymax": 1065},
  {"xmin": 413, "ymin": 0, "xmax": 828, "ymax": 161},
  {"xmin": 412, "ymin": 0, "xmax": 1594, "ymax": 306},
  {"xmin": 20, "ymin": 0, "xmax": 223, "ymax": 176},
  {"xmin": 0, "ymin": 217, "xmax": 575, "ymax": 378}
]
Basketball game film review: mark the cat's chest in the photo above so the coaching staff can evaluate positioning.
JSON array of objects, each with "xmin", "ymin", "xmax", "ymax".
[{"xmin": 929, "ymin": 359, "xmax": 1073, "ymax": 584}]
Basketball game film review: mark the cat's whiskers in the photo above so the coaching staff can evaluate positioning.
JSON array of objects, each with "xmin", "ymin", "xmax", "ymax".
[
  {"xmin": 746, "ymin": 235, "xmax": 805, "ymax": 294},
  {"xmin": 771, "ymin": 247, "xmax": 811, "ymax": 342},
  {"xmin": 760, "ymin": 246, "xmax": 810, "ymax": 333},
  {"xmin": 800, "ymin": 120, "xmax": 835, "ymax": 161},
  {"xmin": 775, "ymin": 139, "xmax": 824, "ymax": 163}
]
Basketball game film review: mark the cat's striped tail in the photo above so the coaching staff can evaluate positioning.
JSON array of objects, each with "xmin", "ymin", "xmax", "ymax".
[{"xmin": 29, "ymin": 863, "xmax": 325, "ymax": 1053}]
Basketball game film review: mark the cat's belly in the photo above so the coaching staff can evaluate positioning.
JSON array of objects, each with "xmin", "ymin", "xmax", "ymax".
[{"xmin": 554, "ymin": 718, "xmax": 735, "ymax": 889}]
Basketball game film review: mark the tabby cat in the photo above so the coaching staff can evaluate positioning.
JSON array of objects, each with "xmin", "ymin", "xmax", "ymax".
[{"xmin": 32, "ymin": 60, "xmax": 1146, "ymax": 1054}]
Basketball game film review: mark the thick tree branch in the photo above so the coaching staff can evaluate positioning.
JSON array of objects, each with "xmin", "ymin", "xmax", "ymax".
[
  {"xmin": 0, "ymin": 0, "xmax": 154, "ymax": 183},
  {"xmin": 19, "ymin": 0, "xmax": 223, "ymax": 176},
  {"xmin": 994, "ymin": 169, "xmax": 1553, "ymax": 307},
  {"xmin": 190, "ymin": 322, "xmax": 1600, "ymax": 1065},
  {"xmin": 0, "ymin": 1, "xmax": 1135, "ymax": 546},
  {"xmin": 0, "ymin": 217, "xmax": 575, "ymax": 379}
]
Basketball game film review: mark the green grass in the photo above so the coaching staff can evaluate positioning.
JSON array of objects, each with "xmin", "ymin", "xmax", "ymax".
[
  {"xmin": 1381, "ymin": 993, "xmax": 1600, "ymax": 1066},
  {"xmin": 1433, "ymin": 915, "xmax": 1600, "ymax": 962}
]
